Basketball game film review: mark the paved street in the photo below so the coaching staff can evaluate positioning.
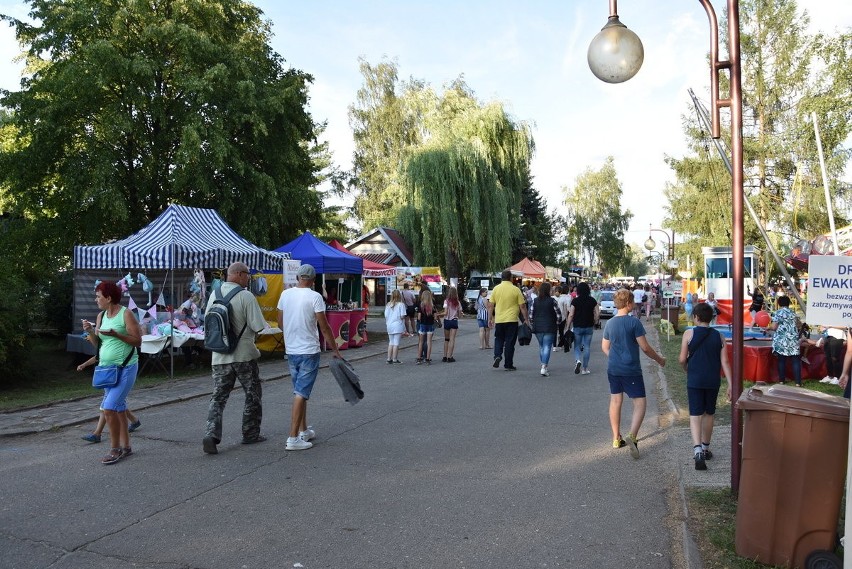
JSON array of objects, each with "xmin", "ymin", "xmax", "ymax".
[{"xmin": 0, "ymin": 318, "xmax": 729, "ymax": 568}]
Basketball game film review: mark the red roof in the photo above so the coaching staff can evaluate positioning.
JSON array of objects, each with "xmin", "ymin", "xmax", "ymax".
[{"xmin": 507, "ymin": 257, "xmax": 546, "ymax": 279}]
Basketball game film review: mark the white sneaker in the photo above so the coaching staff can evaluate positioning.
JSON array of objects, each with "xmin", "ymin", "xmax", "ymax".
[
  {"xmin": 581, "ymin": 369, "xmax": 591, "ymax": 375},
  {"xmin": 286, "ymin": 436, "xmax": 313, "ymax": 451},
  {"xmin": 574, "ymin": 360, "xmax": 582, "ymax": 374},
  {"xmin": 299, "ymin": 427, "xmax": 316, "ymax": 441},
  {"xmin": 540, "ymin": 365, "xmax": 549, "ymax": 377},
  {"xmin": 829, "ymin": 377, "xmax": 841, "ymax": 385},
  {"xmin": 820, "ymin": 375, "xmax": 833, "ymax": 383}
]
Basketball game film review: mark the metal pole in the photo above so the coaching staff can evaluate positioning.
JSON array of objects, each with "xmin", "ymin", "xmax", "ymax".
[
  {"xmin": 698, "ymin": 0, "xmax": 744, "ymax": 494},
  {"xmin": 812, "ymin": 111, "xmax": 840, "ymax": 255}
]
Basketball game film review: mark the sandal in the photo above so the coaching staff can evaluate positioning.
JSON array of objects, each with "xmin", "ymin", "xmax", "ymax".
[
  {"xmin": 101, "ymin": 448, "xmax": 123, "ymax": 465},
  {"xmin": 122, "ymin": 447, "xmax": 132, "ymax": 458}
]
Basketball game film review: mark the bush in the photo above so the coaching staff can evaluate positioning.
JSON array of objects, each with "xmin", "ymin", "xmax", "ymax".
[{"xmin": 0, "ymin": 268, "xmax": 31, "ymax": 384}]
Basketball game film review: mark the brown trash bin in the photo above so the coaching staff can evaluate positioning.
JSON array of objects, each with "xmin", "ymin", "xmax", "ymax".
[{"xmin": 735, "ymin": 384, "xmax": 849, "ymax": 568}]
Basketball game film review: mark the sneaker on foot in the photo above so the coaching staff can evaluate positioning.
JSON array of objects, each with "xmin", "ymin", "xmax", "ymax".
[
  {"xmin": 415, "ymin": 358, "xmax": 423, "ymax": 365},
  {"xmin": 82, "ymin": 433, "xmax": 102, "ymax": 443},
  {"xmin": 702, "ymin": 449, "xmax": 713, "ymax": 460},
  {"xmin": 820, "ymin": 375, "xmax": 832, "ymax": 383},
  {"xmin": 387, "ymin": 360, "xmax": 393, "ymax": 364},
  {"xmin": 625, "ymin": 433, "xmax": 639, "ymax": 459},
  {"xmin": 830, "ymin": 377, "xmax": 841, "ymax": 385},
  {"xmin": 493, "ymin": 356, "xmax": 501, "ymax": 368},
  {"xmin": 241, "ymin": 435, "xmax": 267, "ymax": 445},
  {"xmin": 694, "ymin": 452, "xmax": 707, "ymax": 470},
  {"xmin": 128, "ymin": 420, "xmax": 142, "ymax": 432},
  {"xmin": 613, "ymin": 438, "xmax": 626, "ymax": 449},
  {"xmin": 442, "ymin": 357, "xmax": 448, "ymax": 362},
  {"xmin": 392, "ymin": 359, "xmax": 403, "ymax": 364},
  {"xmin": 505, "ymin": 366, "xmax": 517, "ymax": 371},
  {"xmin": 203, "ymin": 436, "xmax": 218, "ymax": 455},
  {"xmin": 540, "ymin": 365, "xmax": 548, "ymax": 376},
  {"xmin": 299, "ymin": 427, "xmax": 316, "ymax": 441},
  {"xmin": 581, "ymin": 369, "xmax": 591, "ymax": 375},
  {"xmin": 574, "ymin": 360, "xmax": 582, "ymax": 374},
  {"xmin": 286, "ymin": 436, "xmax": 313, "ymax": 451}
]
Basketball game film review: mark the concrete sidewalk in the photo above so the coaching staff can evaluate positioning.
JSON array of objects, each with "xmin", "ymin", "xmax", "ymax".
[{"xmin": 0, "ymin": 335, "xmax": 395, "ymax": 438}]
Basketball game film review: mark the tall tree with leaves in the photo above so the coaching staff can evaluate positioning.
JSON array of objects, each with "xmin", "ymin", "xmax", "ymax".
[
  {"xmin": 512, "ymin": 168, "xmax": 564, "ymax": 267},
  {"xmin": 348, "ymin": 57, "xmax": 427, "ymax": 230},
  {"xmin": 563, "ymin": 157, "xmax": 632, "ymax": 276},
  {"xmin": 665, "ymin": 0, "xmax": 851, "ymax": 268},
  {"xmin": 397, "ymin": 82, "xmax": 533, "ymax": 277},
  {"xmin": 0, "ymin": 0, "xmax": 323, "ymax": 261}
]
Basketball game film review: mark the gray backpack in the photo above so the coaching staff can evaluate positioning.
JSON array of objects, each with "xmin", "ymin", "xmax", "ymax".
[{"xmin": 203, "ymin": 284, "xmax": 247, "ymax": 354}]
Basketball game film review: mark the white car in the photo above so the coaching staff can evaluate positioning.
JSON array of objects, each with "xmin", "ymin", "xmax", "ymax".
[{"xmin": 599, "ymin": 291, "xmax": 616, "ymax": 319}]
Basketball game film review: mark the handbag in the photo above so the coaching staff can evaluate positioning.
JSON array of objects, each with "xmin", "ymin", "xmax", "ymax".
[{"xmin": 92, "ymin": 347, "xmax": 137, "ymax": 389}]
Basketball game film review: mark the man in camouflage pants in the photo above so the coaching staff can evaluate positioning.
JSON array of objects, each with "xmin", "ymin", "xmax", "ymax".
[{"xmin": 203, "ymin": 262, "xmax": 269, "ymax": 454}]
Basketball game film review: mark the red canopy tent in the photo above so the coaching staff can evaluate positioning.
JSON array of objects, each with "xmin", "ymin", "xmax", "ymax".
[
  {"xmin": 328, "ymin": 240, "xmax": 396, "ymax": 277},
  {"xmin": 507, "ymin": 257, "xmax": 546, "ymax": 279}
]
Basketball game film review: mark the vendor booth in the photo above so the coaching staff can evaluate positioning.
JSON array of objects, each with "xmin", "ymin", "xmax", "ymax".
[
  {"xmin": 71, "ymin": 204, "xmax": 289, "ymax": 372},
  {"xmin": 328, "ymin": 239, "xmax": 396, "ymax": 308},
  {"xmin": 274, "ymin": 232, "xmax": 367, "ymax": 350},
  {"xmin": 507, "ymin": 257, "xmax": 546, "ymax": 283}
]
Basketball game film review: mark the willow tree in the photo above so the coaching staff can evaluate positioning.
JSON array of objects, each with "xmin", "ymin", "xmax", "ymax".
[{"xmin": 397, "ymin": 95, "xmax": 533, "ymax": 277}]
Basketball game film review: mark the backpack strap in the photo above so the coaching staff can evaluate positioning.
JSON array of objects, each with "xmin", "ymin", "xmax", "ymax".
[{"xmin": 216, "ymin": 283, "xmax": 248, "ymax": 344}]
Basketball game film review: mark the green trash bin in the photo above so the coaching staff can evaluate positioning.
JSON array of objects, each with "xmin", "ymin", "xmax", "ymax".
[{"xmin": 735, "ymin": 384, "xmax": 849, "ymax": 568}]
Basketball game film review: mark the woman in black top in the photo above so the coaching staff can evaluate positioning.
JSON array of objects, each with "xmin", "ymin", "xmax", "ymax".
[
  {"xmin": 566, "ymin": 282, "xmax": 600, "ymax": 375},
  {"xmin": 530, "ymin": 282, "xmax": 562, "ymax": 376}
]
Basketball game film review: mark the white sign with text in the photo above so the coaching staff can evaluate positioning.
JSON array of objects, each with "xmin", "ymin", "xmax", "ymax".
[{"xmin": 806, "ymin": 255, "xmax": 852, "ymax": 327}]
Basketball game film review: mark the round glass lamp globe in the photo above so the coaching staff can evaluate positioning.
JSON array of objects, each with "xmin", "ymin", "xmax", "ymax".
[{"xmin": 587, "ymin": 20, "xmax": 644, "ymax": 83}]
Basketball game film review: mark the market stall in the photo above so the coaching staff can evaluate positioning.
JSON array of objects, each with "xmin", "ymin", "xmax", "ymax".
[
  {"xmin": 71, "ymin": 204, "xmax": 289, "ymax": 372},
  {"xmin": 274, "ymin": 232, "xmax": 365, "ymax": 349}
]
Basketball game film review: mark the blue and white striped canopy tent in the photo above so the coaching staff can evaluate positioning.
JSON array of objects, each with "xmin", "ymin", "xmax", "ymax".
[{"xmin": 74, "ymin": 204, "xmax": 289, "ymax": 270}]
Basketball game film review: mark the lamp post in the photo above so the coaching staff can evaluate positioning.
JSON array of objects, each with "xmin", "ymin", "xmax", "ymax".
[
  {"xmin": 643, "ymin": 226, "xmax": 676, "ymax": 277},
  {"xmin": 588, "ymin": 0, "xmax": 745, "ymax": 493}
]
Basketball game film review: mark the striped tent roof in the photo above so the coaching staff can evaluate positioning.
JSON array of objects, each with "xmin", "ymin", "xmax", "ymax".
[{"xmin": 73, "ymin": 205, "xmax": 289, "ymax": 271}]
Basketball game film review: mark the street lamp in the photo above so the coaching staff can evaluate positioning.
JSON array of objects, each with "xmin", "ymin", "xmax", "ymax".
[
  {"xmin": 643, "ymin": 226, "xmax": 676, "ymax": 276},
  {"xmin": 586, "ymin": 0, "xmax": 644, "ymax": 83},
  {"xmin": 588, "ymin": 0, "xmax": 745, "ymax": 493}
]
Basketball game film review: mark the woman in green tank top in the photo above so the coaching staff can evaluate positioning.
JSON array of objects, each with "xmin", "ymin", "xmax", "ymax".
[{"xmin": 82, "ymin": 281, "xmax": 142, "ymax": 464}]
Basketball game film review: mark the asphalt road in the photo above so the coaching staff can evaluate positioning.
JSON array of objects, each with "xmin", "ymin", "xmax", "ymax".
[{"xmin": 0, "ymin": 319, "xmax": 689, "ymax": 569}]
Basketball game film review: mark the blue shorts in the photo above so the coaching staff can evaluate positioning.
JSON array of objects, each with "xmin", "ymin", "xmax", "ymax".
[
  {"xmin": 477, "ymin": 318, "xmax": 488, "ymax": 328},
  {"xmin": 101, "ymin": 363, "xmax": 138, "ymax": 412},
  {"xmin": 687, "ymin": 387, "xmax": 720, "ymax": 416},
  {"xmin": 443, "ymin": 319, "xmax": 458, "ymax": 330},
  {"xmin": 607, "ymin": 373, "xmax": 646, "ymax": 398},
  {"xmin": 288, "ymin": 353, "xmax": 321, "ymax": 400},
  {"xmin": 418, "ymin": 323, "xmax": 435, "ymax": 334}
]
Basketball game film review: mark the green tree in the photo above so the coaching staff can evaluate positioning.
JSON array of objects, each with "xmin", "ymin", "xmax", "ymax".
[
  {"xmin": 665, "ymin": 0, "xmax": 851, "ymax": 269},
  {"xmin": 512, "ymin": 168, "xmax": 564, "ymax": 267},
  {"xmin": 397, "ymin": 82, "xmax": 533, "ymax": 277},
  {"xmin": 0, "ymin": 0, "xmax": 323, "ymax": 260},
  {"xmin": 348, "ymin": 58, "xmax": 427, "ymax": 230},
  {"xmin": 563, "ymin": 157, "xmax": 632, "ymax": 275},
  {"xmin": 622, "ymin": 244, "xmax": 651, "ymax": 279}
]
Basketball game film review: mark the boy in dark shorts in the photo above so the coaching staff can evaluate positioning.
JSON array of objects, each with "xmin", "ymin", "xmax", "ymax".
[
  {"xmin": 602, "ymin": 289, "xmax": 667, "ymax": 458},
  {"xmin": 679, "ymin": 302, "xmax": 732, "ymax": 469}
]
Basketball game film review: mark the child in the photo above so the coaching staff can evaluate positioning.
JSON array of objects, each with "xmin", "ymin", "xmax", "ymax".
[
  {"xmin": 441, "ymin": 286, "xmax": 461, "ymax": 363},
  {"xmin": 415, "ymin": 290, "xmax": 439, "ymax": 365},
  {"xmin": 77, "ymin": 356, "xmax": 141, "ymax": 442},
  {"xmin": 384, "ymin": 289, "xmax": 406, "ymax": 364},
  {"xmin": 601, "ymin": 288, "xmax": 666, "ymax": 458},
  {"xmin": 678, "ymin": 303, "xmax": 732, "ymax": 470}
]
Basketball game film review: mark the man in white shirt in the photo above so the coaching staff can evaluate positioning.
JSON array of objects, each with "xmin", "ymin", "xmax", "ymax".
[
  {"xmin": 277, "ymin": 264, "xmax": 342, "ymax": 450},
  {"xmin": 203, "ymin": 262, "xmax": 269, "ymax": 455}
]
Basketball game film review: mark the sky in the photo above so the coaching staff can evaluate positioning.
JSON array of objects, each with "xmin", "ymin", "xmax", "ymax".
[{"xmin": 0, "ymin": 0, "xmax": 850, "ymax": 252}]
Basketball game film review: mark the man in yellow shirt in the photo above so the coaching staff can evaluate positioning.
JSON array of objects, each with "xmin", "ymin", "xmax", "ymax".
[{"xmin": 488, "ymin": 269, "xmax": 529, "ymax": 371}]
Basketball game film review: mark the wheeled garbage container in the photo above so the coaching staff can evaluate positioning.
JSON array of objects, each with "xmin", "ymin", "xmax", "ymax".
[{"xmin": 735, "ymin": 383, "xmax": 849, "ymax": 568}]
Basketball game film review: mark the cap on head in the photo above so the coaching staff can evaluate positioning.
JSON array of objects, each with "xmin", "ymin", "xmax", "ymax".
[{"xmin": 297, "ymin": 264, "xmax": 316, "ymax": 280}]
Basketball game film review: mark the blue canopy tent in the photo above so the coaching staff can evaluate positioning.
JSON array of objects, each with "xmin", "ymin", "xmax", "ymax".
[{"xmin": 274, "ymin": 231, "xmax": 363, "ymax": 302}]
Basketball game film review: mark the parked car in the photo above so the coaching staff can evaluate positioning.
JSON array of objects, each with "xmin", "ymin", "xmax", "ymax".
[{"xmin": 599, "ymin": 291, "xmax": 616, "ymax": 319}]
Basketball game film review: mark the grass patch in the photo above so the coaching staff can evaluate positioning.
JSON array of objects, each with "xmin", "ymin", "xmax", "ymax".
[{"xmin": 686, "ymin": 488, "xmax": 786, "ymax": 569}]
